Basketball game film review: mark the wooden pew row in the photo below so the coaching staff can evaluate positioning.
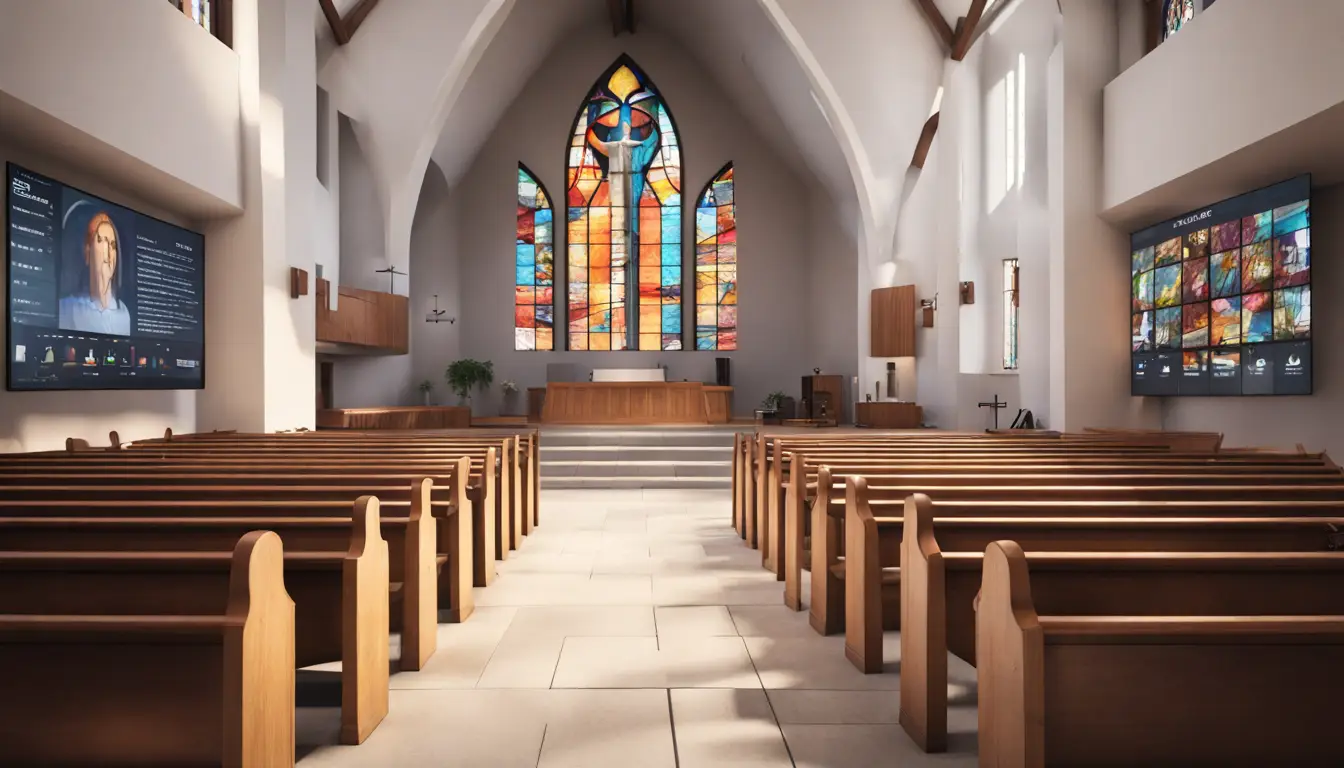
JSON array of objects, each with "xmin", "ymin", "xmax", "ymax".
[
  {"xmin": 127, "ymin": 431, "xmax": 538, "ymax": 543},
  {"xmin": 830, "ymin": 479, "xmax": 1344, "ymax": 657},
  {"xmin": 975, "ymin": 541, "xmax": 1344, "ymax": 767},
  {"xmin": 0, "ymin": 452, "xmax": 501, "ymax": 587},
  {"xmin": 117, "ymin": 438, "xmax": 522, "ymax": 560},
  {"xmin": 884, "ymin": 490, "xmax": 1344, "ymax": 753},
  {"xmin": 759, "ymin": 441, "xmax": 1328, "ymax": 569},
  {"xmin": 786, "ymin": 457, "xmax": 1344, "ymax": 611},
  {"xmin": 0, "ymin": 531, "xmax": 295, "ymax": 767}
]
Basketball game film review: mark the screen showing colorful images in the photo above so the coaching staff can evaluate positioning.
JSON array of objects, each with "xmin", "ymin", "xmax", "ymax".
[{"xmin": 1130, "ymin": 175, "xmax": 1310, "ymax": 396}]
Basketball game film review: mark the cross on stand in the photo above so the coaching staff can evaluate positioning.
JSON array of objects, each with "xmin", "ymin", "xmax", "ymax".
[
  {"xmin": 375, "ymin": 265, "xmax": 407, "ymax": 294},
  {"xmin": 978, "ymin": 394, "xmax": 1007, "ymax": 430}
]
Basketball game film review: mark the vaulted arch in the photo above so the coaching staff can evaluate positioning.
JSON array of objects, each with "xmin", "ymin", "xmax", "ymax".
[{"xmin": 565, "ymin": 55, "xmax": 683, "ymax": 351}]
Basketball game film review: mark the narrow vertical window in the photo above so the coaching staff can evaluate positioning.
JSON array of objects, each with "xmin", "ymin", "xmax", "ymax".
[
  {"xmin": 695, "ymin": 164, "xmax": 737, "ymax": 350},
  {"xmin": 1003, "ymin": 258, "xmax": 1019, "ymax": 370},
  {"xmin": 1163, "ymin": 0, "xmax": 1195, "ymax": 40},
  {"xmin": 516, "ymin": 164, "xmax": 554, "ymax": 351}
]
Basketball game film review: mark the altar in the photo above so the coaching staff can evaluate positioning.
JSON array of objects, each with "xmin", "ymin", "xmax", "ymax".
[{"xmin": 536, "ymin": 381, "xmax": 732, "ymax": 425}]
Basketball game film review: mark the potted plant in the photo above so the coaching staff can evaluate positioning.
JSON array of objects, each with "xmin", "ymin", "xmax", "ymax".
[
  {"xmin": 417, "ymin": 379, "xmax": 435, "ymax": 406},
  {"xmin": 759, "ymin": 391, "xmax": 787, "ymax": 425},
  {"xmin": 500, "ymin": 380, "xmax": 520, "ymax": 416},
  {"xmin": 445, "ymin": 359, "xmax": 494, "ymax": 408}
]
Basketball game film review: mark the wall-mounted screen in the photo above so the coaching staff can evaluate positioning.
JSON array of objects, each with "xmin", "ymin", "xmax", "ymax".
[
  {"xmin": 1131, "ymin": 175, "xmax": 1310, "ymax": 396},
  {"xmin": 6, "ymin": 163, "xmax": 205, "ymax": 391}
]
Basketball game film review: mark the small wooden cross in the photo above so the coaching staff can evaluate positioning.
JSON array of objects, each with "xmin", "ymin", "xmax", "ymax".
[{"xmin": 977, "ymin": 394, "xmax": 1007, "ymax": 430}]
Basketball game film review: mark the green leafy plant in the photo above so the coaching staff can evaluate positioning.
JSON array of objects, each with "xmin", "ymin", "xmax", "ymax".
[
  {"xmin": 417, "ymin": 380, "xmax": 434, "ymax": 394},
  {"xmin": 761, "ymin": 391, "xmax": 786, "ymax": 411},
  {"xmin": 445, "ymin": 359, "xmax": 494, "ymax": 402}
]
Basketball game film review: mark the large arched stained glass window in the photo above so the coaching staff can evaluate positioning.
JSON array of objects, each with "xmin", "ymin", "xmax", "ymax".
[
  {"xmin": 516, "ymin": 164, "xmax": 554, "ymax": 351},
  {"xmin": 566, "ymin": 56, "xmax": 682, "ymax": 351},
  {"xmin": 695, "ymin": 164, "xmax": 736, "ymax": 350}
]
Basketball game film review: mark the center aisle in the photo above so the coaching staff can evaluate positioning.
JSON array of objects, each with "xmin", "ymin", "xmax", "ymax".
[{"xmin": 297, "ymin": 486, "xmax": 977, "ymax": 767}]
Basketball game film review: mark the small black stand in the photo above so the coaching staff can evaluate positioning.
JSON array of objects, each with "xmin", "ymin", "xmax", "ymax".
[
  {"xmin": 977, "ymin": 394, "xmax": 1007, "ymax": 430},
  {"xmin": 375, "ymin": 265, "xmax": 407, "ymax": 294}
]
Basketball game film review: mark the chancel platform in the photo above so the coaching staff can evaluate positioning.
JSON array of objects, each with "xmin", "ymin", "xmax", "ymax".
[{"xmin": 536, "ymin": 382, "xmax": 732, "ymax": 425}]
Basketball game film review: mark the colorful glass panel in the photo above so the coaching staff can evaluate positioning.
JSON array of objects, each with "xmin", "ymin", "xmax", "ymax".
[
  {"xmin": 694, "ymin": 164, "xmax": 737, "ymax": 350},
  {"xmin": 565, "ymin": 57, "xmax": 682, "ymax": 351},
  {"xmin": 1163, "ymin": 0, "xmax": 1194, "ymax": 40},
  {"xmin": 515, "ymin": 164, "xmax": 554, "ymax": 351}
]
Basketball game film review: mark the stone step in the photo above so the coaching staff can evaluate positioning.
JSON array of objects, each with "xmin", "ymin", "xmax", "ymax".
[
  {"xmin": 540, "ymin": 476, "xmax": 732, "ymax": 490},
  {"xmin": 541, "ymin": 430, "xmax": 740, "ymax": 448},
  {"xmin": 540, "ymin": 445, "xmax": 733, "ymax": 463},
  {"xmin": 540, "ymin": 460, "xmax": 730, "ymax": 478}
]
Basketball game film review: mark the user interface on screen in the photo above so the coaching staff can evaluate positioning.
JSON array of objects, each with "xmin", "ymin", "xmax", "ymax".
[
  {"xmin": 1131, "ymin": 175, "xmax": 1310, "ymax": 397},
  {"xmin": 7, "ymin": 163, "xmax": 204, "ymax": 390}
]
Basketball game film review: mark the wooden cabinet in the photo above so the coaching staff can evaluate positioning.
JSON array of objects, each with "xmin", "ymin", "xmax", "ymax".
[
  {"xmin": 856, "ymin": 402, "xmax": 922, "ymax": 429},
  {"xmin": 870, "ymin": 285, "xmax": 916, "ymax": 357},
  {"xmin": 316, "ymin": 279, "xmax": 409, "ymax": 353}
]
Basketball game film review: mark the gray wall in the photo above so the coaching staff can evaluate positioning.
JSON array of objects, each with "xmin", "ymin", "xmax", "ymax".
[
  {"xmin": 1162, "ymin": 181, "xmax": 1338, "ymax": 453},
  {"xmin": 421, "ymin": 27, "xmax": 851, "ymax": 417}
]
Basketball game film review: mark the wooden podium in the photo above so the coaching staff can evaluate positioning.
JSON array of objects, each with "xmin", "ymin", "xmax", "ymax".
[{"xmin": 538, "ymin": 382, "xmax": 732, "ymax": 425}]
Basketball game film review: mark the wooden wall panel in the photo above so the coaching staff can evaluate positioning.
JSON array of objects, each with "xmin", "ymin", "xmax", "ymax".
[
  {"xmin": 316, "ymin": 407, "xmax": 471, "ymax": 430},
  {"xmin": 704, "ymin": 386, "xmax": 733, "ymax": 424},
  {"xmin": 870, "ymin": 285, "xmax": 916, "ymax": 357},
  {"xmin": 541, "ymin": 383, "xmax": 723, "ymax": 425},
  {"xmin": 316, "ymin": 279, "xmax": 409, "ymax": 353}
]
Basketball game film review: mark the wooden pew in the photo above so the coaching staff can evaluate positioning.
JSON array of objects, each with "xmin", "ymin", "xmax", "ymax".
[
  {"xmin": 893, "ymin": 491, "xmax": 1344, "ymax": 752},
  {"xmin": 789, "ymin": 456, "xmax": 1342, "ymax": 612},
  {"xmin": 0, "ymin": 530, "xmax": 295, "ymax": 766},
  {"xmin": 0, "ymin": 486, "xmax": 468, "ymax": 626},
  {"xmin": 0, "ymin": 452, "xmax": 499, "ymax": 588},
  {"xmin": 811, "ymin": 470, "xmax": 1344, "ymax": 636},
  {"xmin": 976, "ymin": 540, "xmax": 1344, "ymax": 767}
]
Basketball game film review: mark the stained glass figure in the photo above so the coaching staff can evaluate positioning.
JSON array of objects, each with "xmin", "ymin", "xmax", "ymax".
[
  {"xmin": 565, "ymin": 56, "xmax": 682, "ymax": 351},
  {"xmin": 516, "ymin": 164, "xmax": 554, "ymax": 351},
  {"xmin": 695, "ymin": 164, "xmax": 737, "ymax": 350}
]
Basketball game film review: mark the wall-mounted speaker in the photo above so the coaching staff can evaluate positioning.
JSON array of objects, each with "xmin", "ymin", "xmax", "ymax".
[{"xmin": 715, "ymin": 357, "xmax": 731, "ymax": 387}]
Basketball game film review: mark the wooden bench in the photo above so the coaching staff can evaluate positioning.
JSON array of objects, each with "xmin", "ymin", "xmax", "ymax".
[
  {"xmin": 0, "ymin": 452, "xmax": 498, "ymax": 588},
  {"xmin": 0, "ymin": 530, "xmax": 295, "ymax": 766},
  {"xmin": 893, "ymin": 490, "xmax": 1344, "ymax": 752},
  {"xmin": 976, "ymin": 540, "xmax": 1344, "ymax": 767}
]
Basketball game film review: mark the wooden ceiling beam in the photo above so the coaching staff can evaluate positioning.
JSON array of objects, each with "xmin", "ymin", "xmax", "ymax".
[
  {"xmin": 911, "ymin": 112, "xmax": 940, "ymax": 169},
  {"xmin": 343, "ymin": 0, "xmax": 383, "ymax": 40},
  {"xmin": 606, "ymin": 0, "xmax": 626, "ymax": 36},
  {"xmin": 625, "ymin": 0, "xmax": 636, "ymax": 34},
  {"xmin": 951, "ymin": 0, "xmax": 988, "ymax": 61},
  {"xmin": 318, "ymin": 0, "xmax": 350, "ymax": 45},
  {"xmin": 913, "ymin": 0, "xmax": 955, "ymax": 52}
]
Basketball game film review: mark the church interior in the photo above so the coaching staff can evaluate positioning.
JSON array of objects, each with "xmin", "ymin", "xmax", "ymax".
[{"xmin": 0, "ymin": 0, "xmax": 1341, "ymax": 765}]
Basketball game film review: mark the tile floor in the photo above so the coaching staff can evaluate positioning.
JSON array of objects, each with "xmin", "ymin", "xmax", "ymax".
[{"xmin": 296, "ymin": 489, "xmax": 978, "ymax": 767}]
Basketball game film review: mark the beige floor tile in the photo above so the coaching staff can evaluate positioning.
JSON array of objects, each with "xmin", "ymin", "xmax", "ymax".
[
  {"xmin": 767, "ymin": 690, "xmax": 900, "ymax": 724},
  {"xmin": 744, "ymin": 636, "xmax": 901, "ymax": 690},
  {"xmin": 729, "ymin": 605, "xmax": 818, "ymax": 638},
  {"xmin": 298, "ymin": 690, "xmax": 548, "ymax": 767},
  {"xmin": 495, "ymin": 552, "xmax": 594, "ymax": 575},
  {"xmin": 475, "ymin": 574, "xmax": 653, "ymax": 607},
  {"xmin": 389, "ymin": 607, "xmax": 517, "ymax": 689},
  {"xmin": 592, "ymin": 550, "xmax": 658, "ymax": 575},
  {"xmin": 670, "ymin": 689, "xmax": 793, "ymax": 768},
  {"xmin": 537, "ymin": 689, "xmax": 676, "ymax": 768},
  {"xmin": 651, "ymin": 575, "xmax": 728, "ymax": 606},
  {"xmin": 655, "ymin": 605, "xmax": 738, "ymax": 637},
  {"xmin": 551, "ymin": 636, "xmax": 760, "ymax": 688},
  {"xmin": 475, "ymin": 633, "xmax": 566, "ymax": 688},
  {"xmin": 784, "ymin": 723, "xmax": 977, "ymax": 767}
]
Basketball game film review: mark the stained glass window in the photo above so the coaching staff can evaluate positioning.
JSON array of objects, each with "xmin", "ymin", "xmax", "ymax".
[
  {"xmin": 1162, "ymin": 0, "xmax": 1194, "ymax": 40},
  {"xmin": 566, "ymin": 56, "xmax": 682, "ymax": 351},
  {"xmin": 1003, "ymin": 258, "xmax": 1019, "ymax": 370},
  {"xmin": 695, "ymin": 164, "xmax": 737, "ymax": 350},
  {"xmin": 516, "ymin": 164, "xmax": 554, "ymax": 351}
]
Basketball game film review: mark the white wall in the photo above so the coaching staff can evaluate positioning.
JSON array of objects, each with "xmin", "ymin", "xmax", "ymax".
[
  {"xmin": 0, "ymin": 139, "xmax": 198, "ymax": 451},
  {"xmin": 1161, "ymin": 182, "xmax": 1341, "ymax": 453},
  {"xmin": 0, "ymin": 0, "xmax": 242, "ymax": 216},
  {"xmin": 338, "ymin": 116, "xmax": 387, "ymax": 293},
  {"xmin": 416, "ymin": 28, "xmax": 836, "ymax": 418},
  {"xmin": 1104, "ymin": 0, "xmax": 1344, "ymax": 215}
]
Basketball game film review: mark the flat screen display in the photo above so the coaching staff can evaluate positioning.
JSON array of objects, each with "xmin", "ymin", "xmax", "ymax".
[
  {"xmin": 6, "ymin": 163, "xmax": 204, "ymax": 390},
  {"xmin": 1130, "ymin": 175, "xmax": 1310, "ymax": 397}
]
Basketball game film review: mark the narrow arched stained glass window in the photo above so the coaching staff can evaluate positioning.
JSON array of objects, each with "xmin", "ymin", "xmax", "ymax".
[
  {"xmin": 1162, "ymin": 0, "xmax": 1194, "ymax": 40},
  {"xmin": 695, "ymin": 164, "xmax": 736, "ymax": 350},
  {"xmin": 566, "ymin": 56, "xmax": 682, "ymax": 351},
  {"xmin": 515, "ymin": 164, "xmax": 554, "ymax": 351}
]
